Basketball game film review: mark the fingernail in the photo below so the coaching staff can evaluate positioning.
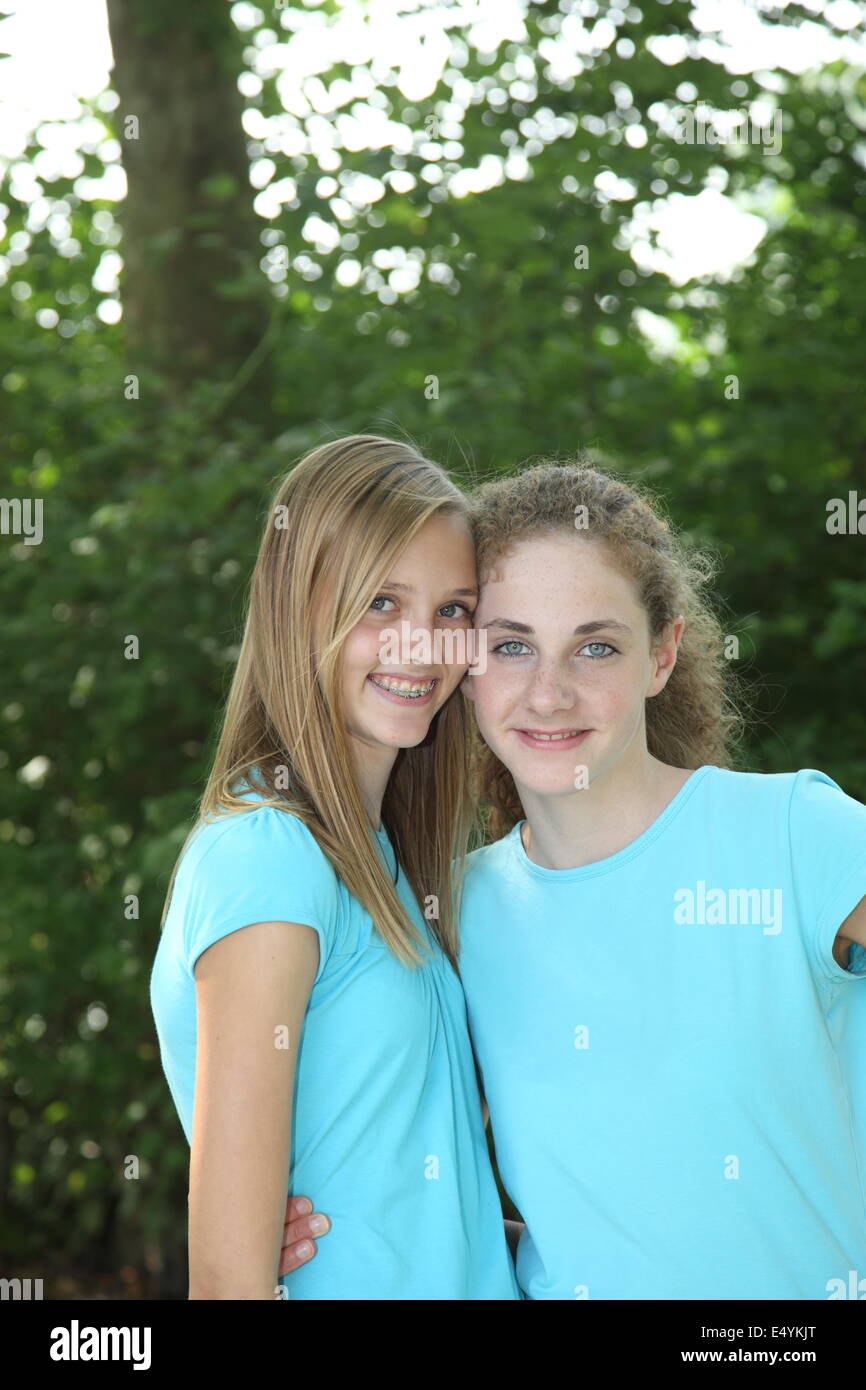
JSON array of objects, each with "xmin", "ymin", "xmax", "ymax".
[
  {"xmin": 296, "ymin": 1241, "xmax": 313, "ymax": 1259},
  {"xmin": 310, "ymin": 1215, "xmax": 329, "ymax": 1235},
  {"xmin": 296, "ymin": 1197, "xmax": 312, "ymax": 1215}
]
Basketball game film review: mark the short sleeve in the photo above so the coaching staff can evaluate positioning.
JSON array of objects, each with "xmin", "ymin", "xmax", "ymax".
[
  {"xmin": 788, "ymin": 769, "xmax": 866, "ymax": 985},
  {"xmin": 181, "ymin": 805, "xmax": 341, "ymax": 984}
]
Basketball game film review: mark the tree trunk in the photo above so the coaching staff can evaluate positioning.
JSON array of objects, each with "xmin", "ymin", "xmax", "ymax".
[{"xmin": 105, "ymin": 0, "xmax": 272, "ymax": 405}]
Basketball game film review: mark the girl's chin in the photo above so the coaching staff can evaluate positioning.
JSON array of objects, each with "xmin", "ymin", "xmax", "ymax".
[
  {"xmin": 348, "ymin": 717, "xmax": 439, "ymax": 751},
  {"xmin": 480, "ymin": 740, "xmax": 596, "ymax": 792},
  {"xmin": 517, "ymin": 773, "xmax": 589, "ymax": 797}
]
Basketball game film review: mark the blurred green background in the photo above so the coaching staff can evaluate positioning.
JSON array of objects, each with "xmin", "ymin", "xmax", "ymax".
[{"xmin": 1, "ymin": 0, "xmax": 864, "ymax": 1297}]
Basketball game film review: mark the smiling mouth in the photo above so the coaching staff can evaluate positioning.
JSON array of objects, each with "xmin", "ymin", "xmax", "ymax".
[
  {"xmin": 516, "ymin": 728, "xmax": 590, "ymax": 745},
  {"xmin": 368, "ymin": 674, "xmax": 438, "ymax": 700}
]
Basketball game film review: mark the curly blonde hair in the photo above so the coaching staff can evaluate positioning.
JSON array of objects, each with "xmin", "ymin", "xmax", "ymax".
[{"xmin": 468, "ymin": 457, "xmax": 749, "ymax": 841}]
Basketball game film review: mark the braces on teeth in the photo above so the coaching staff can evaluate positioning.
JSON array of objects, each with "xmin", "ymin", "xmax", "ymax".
[{"xmin": 371, "ymin": 676, "xmax": 436, "ymax": 698}]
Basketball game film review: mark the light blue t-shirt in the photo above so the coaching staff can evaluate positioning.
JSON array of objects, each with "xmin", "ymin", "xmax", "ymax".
[
  {"xmin": 150, "ymin": 787, "xmax": 520, "ymax": 1300},
  {"xmin": 458, "ymin": 766, "xmax": 866, "ymax": 1300}
]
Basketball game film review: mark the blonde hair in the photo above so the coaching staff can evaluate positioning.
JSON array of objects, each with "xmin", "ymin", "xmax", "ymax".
[
  {"xmin": 160, "ymin": 434, "xmax": 476, "ymax": 969},
  {"xmin": 468, "ymin": 457, "xmax": 749, "ymax": 841}
]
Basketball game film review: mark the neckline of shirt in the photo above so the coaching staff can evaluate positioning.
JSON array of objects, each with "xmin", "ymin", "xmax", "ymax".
[{"xmin": 509, "ymin": 764, "xmax": 717, "ymax": 881}]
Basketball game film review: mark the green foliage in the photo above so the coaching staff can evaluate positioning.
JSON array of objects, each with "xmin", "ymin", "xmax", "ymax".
[{"xmin": 1, "ymin": 0, "xmax": 865, "ymax": 1294}]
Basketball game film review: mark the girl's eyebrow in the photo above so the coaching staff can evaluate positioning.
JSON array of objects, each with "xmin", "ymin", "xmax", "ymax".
[
  {"xmin": 481, "ymin": 617, "xmax": 633, "ymax": 636},
  {"xmin": 383, "ymin": 581, "xmax": 479, "ymax": 597}
]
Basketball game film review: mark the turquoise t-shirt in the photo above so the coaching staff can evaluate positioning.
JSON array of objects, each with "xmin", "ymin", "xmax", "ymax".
[
  {"xmin": 458, "ymin": 766, "xmax": 866, "ymax": 1300},
  {"xmin": 150, "ymin": 788, "xmax": 520, "ymax": 1300}
]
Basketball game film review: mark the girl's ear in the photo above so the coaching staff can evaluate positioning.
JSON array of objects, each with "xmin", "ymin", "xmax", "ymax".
[{"xmin": 648, "ymin": 615, "xmax": 685, "ymax": 697}]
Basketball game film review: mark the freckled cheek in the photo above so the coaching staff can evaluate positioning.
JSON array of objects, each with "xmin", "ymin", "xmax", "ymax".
[
  {"xmin": 584, "ymin": 669, "xmax": 641, "ymax": 721},
  {"xmin": 468, "ymin": 667, "xmax": 523, "ymax": 717}
]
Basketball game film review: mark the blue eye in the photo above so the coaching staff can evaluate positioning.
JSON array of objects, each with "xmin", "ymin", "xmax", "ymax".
[
  {"xmin": 580, "ymin": 641, "xmax": 616, "ymax": 658},
  {"xmin": 369, "ymin": 596, "xmax": 397, "ymax": 612},
  {"xmin": 439, "ymin": 602, "xmax": 473, "ymax": 619},
  {"xmin": 493, "ymin": 640, "xmax": 531, "ymax": 658}
]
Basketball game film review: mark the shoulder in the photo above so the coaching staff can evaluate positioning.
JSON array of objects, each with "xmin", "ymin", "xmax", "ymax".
[
  {"xmin": 702, "ymin": 765, "xmax": 846, "ymax": 817},
  {"xmin": 702, "ymin": 766, "xmax": 866, "ymax": 841},
  {"xmin": 709, "ymin": 765, "xmax": 866, "ymax": 822},
  {"xmin": 459, "ymin": 832, "xmax": 518, "ymax": 911},
  {"xmin": 706, "ymin": 765, "xmax": 851, "ymax": 793},
  {"xmin": 785, "ymin": 766, "xmax": 862, "ymax": 808},
  {"xmin": 177, "ymin": 795, "xmax": 346, "ymax": 922},
  {"xmin": 174, "ymin": 800, "xmax": 343, "ymax": 980},
  {"xmin": 704, "ymin": 764, "xmax": 802, "ymax": 797},
  {"xmin": 781, "ymin": 766, "xmax": 866, "ymax": 843},
  {"xmin": 464, "ymin": 832, "xmax": 515, "ymax": 878},
  {"xmin": 186, "ymin": 799, "xmax": 338, "ymax": 881},
  {"xmin": 457, "ymin": 833, "xmax": 523, "ymax": 962}
]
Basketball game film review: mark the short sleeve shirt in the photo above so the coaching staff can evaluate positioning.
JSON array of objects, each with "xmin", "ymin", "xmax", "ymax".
[
  {"xmin": 150, "ymin": 790, "xmax": 520, "ymax": 1301},
  {"xmin": 458, "ymin": 767, "xmax": 866, "ymax": 1300}
]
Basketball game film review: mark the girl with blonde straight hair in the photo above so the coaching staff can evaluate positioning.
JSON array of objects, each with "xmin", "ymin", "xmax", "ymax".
[{"xmin": 150, "ymin": 434, "xmax": 521, "ymax": 1301}]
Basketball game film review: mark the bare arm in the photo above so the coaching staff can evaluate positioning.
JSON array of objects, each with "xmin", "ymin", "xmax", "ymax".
[{"xmin": 188, "ymin": 919, "xmax": 319, "ymax": 1300}]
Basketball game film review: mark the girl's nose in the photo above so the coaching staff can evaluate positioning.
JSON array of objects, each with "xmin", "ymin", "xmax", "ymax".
[{"xmin": 526, "ymin": 664, "xmax": 576, "ymax": 712}]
